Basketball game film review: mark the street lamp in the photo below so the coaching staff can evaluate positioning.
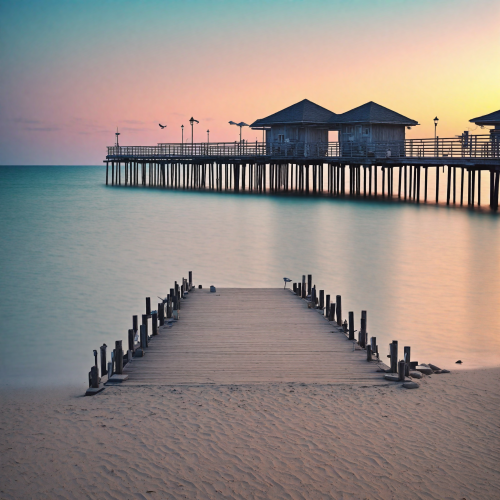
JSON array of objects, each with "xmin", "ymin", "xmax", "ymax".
[
  {"xmin": 434, "ymin": 116, "xmax": 440, "ymax": 161},
  {"xmin": 189, "ymin": 117, "xmax": 199, "ymax": 149},
  {"xmin": 181, "ymin": 124, "xmax": 184, "ymax": 144},
  {"xmin": 115, "ymin": 127, "xmax": 120, "ymax": 148},
  {"xmin": 229, "ymin": 121, "xmax": 249, "ymax": 143},
  {"xmin": 207, "ymin": 129, "xmax": 210, "ymax": 144}
]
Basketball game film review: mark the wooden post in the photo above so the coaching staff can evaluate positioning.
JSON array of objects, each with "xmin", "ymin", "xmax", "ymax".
[
  {"xmin": 325, "ymin": 294, "xmax": 330, "ymax": 317},
  {"xmin": 293, "ymin": 283, "xmax": 297, "ymax": 294},
  {"xmin": 398, "ymin": 360, "xmax": 405, "ymax": 381},
  {"xmin": 366, "ymin": 345, "xmax": 372, "ymax": 361},
  {"xmin": 302, "ymin": 275, "xmax": 306, "ymax": 299},
  {"xmin": 142, "ymin": 314, "xmax": 148, "ymax": 346},
  {"xmin": 93, "ymin": 349, "xmax": 99, "ymax": 376},
  {"xmin": 106, "ymin": 162, "xmax": 109, "ymax": 185},
  {"xmin": 404, "ymin": 346, "xmax": 411, "ymax": 377},
  {"xmin": 166, "ymin": 294, "xmax": 172, "ymax": 318},
  {"xmin": 446, "ymin": 166, "xmax": 451, "ymax": 205},
  {"xmin": 436, "ymin": 167, "xmax": 440, "ymax": 203},
  {"xmin": 416, "ymin": 166, "xmax": 420, "ymax": 202},
  {"xmin": 297, "ymin": 283, "xmax": 302, "ymax": 297},
  {"xmin": 319, "ymin": 290, "xmax": 324, "ymax": 310},
  {"xmin": 146, "ymin": 297, "xmax": 151, "ymax": 316},
  {"xmin": 189, "ymin": 271, "xmax": 193, "ymax": 290},
  {"xmin": 140, "ymin": 324, "xmax": 147, "ymax": 349},
  {"xmin": 336, "ymin": 295, "xmax": 342, "ymax": 326},
  {"xmin": 158, "ymin": 302, "xmax": 164, "ymax": 326},
  {"xmin": 128, "ymin": 329, "xmax": 135, "ymax": 352},
  {"xmin": 152, "ymin": 312, "xmax": 158, "ymax": 335},
  {"xmin": 390, "ymin": 341, "xmax": 398, "ymax": 373},
  {"xmin": 461, "ymin": 167, "xmax": 465, "ymax": 206},
  {"xmin": 370, "ymin": 337, "xmax": 377, "ymax": 356},
  {"xmin": 307, "ymin": 275, "xmax": 312, "ymax": 297},
  {"xmin": 328, "ymin": 302, "xmax": 335, "ymax": 321},
  {"xmin": 114, "ymin": 340, "xmax": 123, "ymax": 375},
  {"xmin": 359, "ymin": 317, "xmax": 366, "ymax": 347},
  {"xmin": 100, "ymin": 344, "xmax": 107, "ymax": 376},
  {"xmin": 453, "ymin": 167, "xmax": 456, "ymax": 204},
  {"xmin": 90, "ymin": 366, "xmax": 99, "ymax": 388},
  {"xmin": 361, "ymin": 310, "xmax": 367, "ymax": 347},
  {"xmin": 348, "ymin": 311, "xmax": 354, "ymax": 341}
]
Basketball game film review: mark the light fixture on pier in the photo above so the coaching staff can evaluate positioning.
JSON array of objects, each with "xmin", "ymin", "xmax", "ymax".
[
  {"xmin": 434, "ymin": 117, "xmax": 439, "ymax": 139},
  {"xmin": 181, "ymin": 124, "xmax": 184, "ymax": 144},
  {"xmin": 207, "ymin": 129, "xmax": 210, "ymax": 143},
  {"xmin": 229, "ymin": 121, "xmax": 249, "ymax": 143},
  {"xmin": 115, "ymin": 127, "xmax": 120, "ymax": 147},
  {"xmin": 189, "ymin": 117, "xmax": 199, "ymax": 147}
]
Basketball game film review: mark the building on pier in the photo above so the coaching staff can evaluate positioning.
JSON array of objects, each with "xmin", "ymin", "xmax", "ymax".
[
  {"xmin": 250, "ymin": 99, "xmax": 335, "ymax": 146},
  {"xmin": 327, "ymin": 101, "xmax": 418, "ymax": 157},
  {"xmin": 470, "ymin": 109, "xmax": 500, "ymax": 131},
  {"xmin": 470, "ymin": 110, "xmax": 500, "ymax": 152}
]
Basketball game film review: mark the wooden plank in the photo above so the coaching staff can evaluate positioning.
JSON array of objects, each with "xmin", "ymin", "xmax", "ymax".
[{"xmin": 123, "ymin": 288, "xmax": 384, "ymax": 385}]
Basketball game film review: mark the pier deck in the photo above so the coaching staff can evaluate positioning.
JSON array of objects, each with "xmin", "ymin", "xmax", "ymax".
[{"xmin": 123, "ymin": 288, "xmax": 384, "ymax": 386}]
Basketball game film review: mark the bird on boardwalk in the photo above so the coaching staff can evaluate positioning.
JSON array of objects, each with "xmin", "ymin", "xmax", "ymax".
[
  {"xmin": 159, "ymin": 124, "xmax": 167, "ymax": 129},
  {"xmin": 283, "ymin": 277, "xmax": 292, "ymax": 289}
]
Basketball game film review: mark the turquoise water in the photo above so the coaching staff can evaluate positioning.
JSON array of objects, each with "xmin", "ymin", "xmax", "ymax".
[{"xmin": 0, "ymin": 165, "xmax": 499, "ymax": 387}]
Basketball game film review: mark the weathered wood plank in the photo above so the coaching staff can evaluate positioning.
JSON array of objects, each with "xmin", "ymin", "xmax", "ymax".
[{"xmin": 123, "ymin": 288, "xmax": 383, "ymax": 385}]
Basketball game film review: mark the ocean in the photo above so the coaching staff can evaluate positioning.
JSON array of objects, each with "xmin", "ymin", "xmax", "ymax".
[{"xmin": 0, "ymin": 165, "xmax": 499, "ymax": 387}]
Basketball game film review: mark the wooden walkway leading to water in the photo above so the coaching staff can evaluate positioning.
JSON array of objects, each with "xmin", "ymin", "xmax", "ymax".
[{"xmin": 123, "ymin": 288, "xmax": 384, "ymax": 386}]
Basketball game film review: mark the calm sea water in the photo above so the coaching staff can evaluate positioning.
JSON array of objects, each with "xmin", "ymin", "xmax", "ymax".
[{"xmin": 0, "ymin": 165, "xmax": 499, "ymax": 387}]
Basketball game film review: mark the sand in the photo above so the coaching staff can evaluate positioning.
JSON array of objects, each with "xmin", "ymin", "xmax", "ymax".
[{"xmin": 1, "ymin": 368, "xmax": 499, "ymax": 500}]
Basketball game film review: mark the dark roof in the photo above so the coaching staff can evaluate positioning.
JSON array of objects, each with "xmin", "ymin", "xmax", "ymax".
[
  {"xmin": 250, "ymin": 99, "xmax": 335, "ymax": 128},
  {"xmin": 469, "ymin": 110, "xmax": 500, "ymax": 125},
  {"xmin": 328, "ymin": 101, "xmax": 418, "ymax": 126}
]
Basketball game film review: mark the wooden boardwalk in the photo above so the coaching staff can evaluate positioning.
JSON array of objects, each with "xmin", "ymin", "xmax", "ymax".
[{"xmin": 123, "ymin": 288, "xmax": 385, "ymax": 386}]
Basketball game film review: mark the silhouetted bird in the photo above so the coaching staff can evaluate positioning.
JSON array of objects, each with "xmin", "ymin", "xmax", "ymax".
[{"xmin": 159, "ymin": 124, "xmax": 167, "ymax": 129}]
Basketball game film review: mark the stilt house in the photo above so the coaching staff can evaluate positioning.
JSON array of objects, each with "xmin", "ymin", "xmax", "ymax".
[
  {"xmin": 327, "ymin": 101, "xmax": 418, "ymax": 157},
  {"xmin": 470, "ymin": 109, "xmax": 500, "ymax": 155},
  {"xmin": 250, "ymin": 99, "xmax": 335, "ymax": 144}
]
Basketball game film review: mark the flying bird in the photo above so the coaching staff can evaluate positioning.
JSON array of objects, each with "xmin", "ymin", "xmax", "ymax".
[{"xmin": 159, "ymin": 124, "xmax": 167, "ymax": 129}]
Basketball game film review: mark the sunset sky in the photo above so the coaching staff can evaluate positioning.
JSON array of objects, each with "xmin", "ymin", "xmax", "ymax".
[{"xmin": 1, "ymin": 0, "xmax": 499, "ymax": 165}]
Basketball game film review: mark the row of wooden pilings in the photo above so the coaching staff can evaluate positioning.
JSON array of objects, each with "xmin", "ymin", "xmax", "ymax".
[
  {"xmin": 86, "ymin": 271, "xmax": 194, "ymax": 394},
  {"xmin": 106, "ymin": 160, "xmax": 500, "ymax": 210},
  {"xmin": 293, "ymin": 274, "xmax": 415, "ymax": 381}
]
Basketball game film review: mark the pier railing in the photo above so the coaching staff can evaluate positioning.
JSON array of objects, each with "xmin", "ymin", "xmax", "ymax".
[{"xmin": 107, "ymin": 134, "xmax": 499, "ymax": 159}]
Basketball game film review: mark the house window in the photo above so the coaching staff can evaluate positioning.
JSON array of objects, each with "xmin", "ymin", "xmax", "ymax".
[
  {"xmin": 345, "ymin": 126, "xmax": 353, "ymax": 134},
  {"xmin": 363, "ymin": 127, "xmax": 370, "ymax": 136},
  {"xmin": 278, "ymin": 134, "xmax": 285, "ymax": 143}
]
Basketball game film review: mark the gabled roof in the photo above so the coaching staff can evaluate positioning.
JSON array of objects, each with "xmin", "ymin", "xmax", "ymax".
[
  {"xmin": 250, "ymin": 99, "xmax": 335, "ymax": 128},
  {"xmin": 328, "ymin": 101, "xmax": 418, "ymax": 126},
  {"xmin": 469, "ymin": 110, "xmax": 500, "ymax": 125}
]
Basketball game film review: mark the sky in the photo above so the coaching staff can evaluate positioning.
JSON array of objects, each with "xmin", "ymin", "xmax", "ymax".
[{"xmin": 0, "ymin": 0, "xmax": 499, "ymax": 165}]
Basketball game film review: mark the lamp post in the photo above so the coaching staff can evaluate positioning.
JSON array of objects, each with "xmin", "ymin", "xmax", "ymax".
[
  {"xmin": 189, "ymin": 117, "xmax": 199, "ymax": 152},
  {"xmin": 434, "ymin": 116, "xmax": 439, "ymax": 159},
  {"xmin": 181, "ymin": 124, "xmax": 184, "ymax": 152},
  {"xmin": 229, "ymin": 121, "xmax": 249, "ymax": 143},
  {"xmin": 115, "ymin": 127, "xmax": 120, "ymax": 148},
  {"xmin": 207, "ymin": 129, "xmax": 210, "ymax": 144}
]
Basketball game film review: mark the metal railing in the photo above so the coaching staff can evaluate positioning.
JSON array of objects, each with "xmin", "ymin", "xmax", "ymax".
[{"xmin": 106, "ymin": 135, "xmax": 499, "ymax": 159}]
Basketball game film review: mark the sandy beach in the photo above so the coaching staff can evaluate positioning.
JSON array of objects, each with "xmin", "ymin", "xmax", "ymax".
[{"xmin": 1, "ymin": 367, "xmax": 499, "ymax": 500}]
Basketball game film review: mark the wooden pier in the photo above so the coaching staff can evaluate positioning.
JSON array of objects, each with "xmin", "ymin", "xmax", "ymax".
[
  {"xmin": 86, "ymin": 272, "xmax": 437, "ymax": 395},
  {"xmin": 104, "ymin": 136, "xmax": 500, "ymax": 210},
  {"xmin": 122, "ymin": 288, "xmax": 383, "ymax": 386}
]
